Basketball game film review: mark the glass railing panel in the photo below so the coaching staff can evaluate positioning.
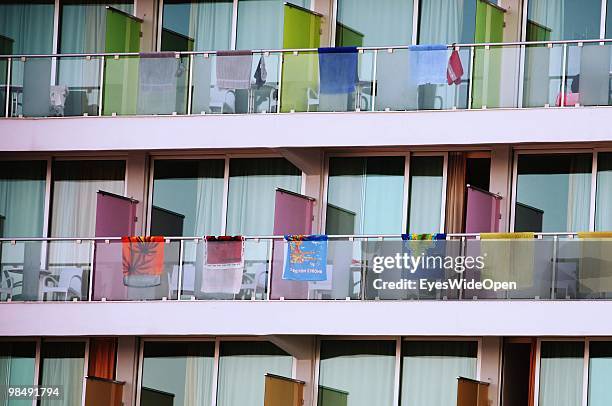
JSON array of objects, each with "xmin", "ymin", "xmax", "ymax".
[
  {"xmin": 568, "ymin": 43, "xmax": 612, "ymax": 107},
  {"xmin": 556, "ymin": 237, "xmax": 612, "ymax": 299},
  {"xmin": 374, "ymin": 47, "xmax": 470, "ymax": 112},
  {"xmin": 522, "ymin": 44, "xmax": 564, "ymax": 107},
  {"xmin": 464, "ymin": 238, "xmax": 554, "ymax": 299},
  {"xmin": 92, "ymin": 239, "xmax": 180, "ymax": 301},
  {"xmin": 55, "ymin": 56, "xmax": 103, "ymax": 116},
  {"xmin": 0, "ymin": 58, "xmax": 7, "ymax": 117},
  {"xmin": 279, "ymin": 51, "xmax": 319, "ymax": 113},
  {"xmin": 102, "ymin": 55, "xmax": 139, "ymax": 116},
  {"xmin": 191, "ymin": 52, "xmax": 281, "ymax": 115},
  {"xmin": 472, "ymin": 45, "xmax": 521, "ymax": 109},
  {"xmin": 357, "ymin": 50, "xmax": 375, "ymax": 111},
  {"xmin": 1, "ymin": 241, "xmax": 45, "ymax": 301},
  {"xmin": 136, "ymin": 53, "xmax": 189, "ymax": 115},
  {"xmin": 363, "ymin": 239, "xmax": 462, "ymax": 300},
  {"xmin": 45, "ymin": 240, "xmax": 92, "ymax": 301},
  {"xmin": 178, "ymin": 238, "xmax": 270, "ymax": 300},
  {"xmin": 270, "ymin": 239, "xmax": 361, "ymax": 300},
  {"xmin": 9, "ymin": 57, "xmax": 53, "ymax": 117}
]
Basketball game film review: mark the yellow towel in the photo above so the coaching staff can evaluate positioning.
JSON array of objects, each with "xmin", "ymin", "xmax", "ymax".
[
  {"xmin": 481, "ymin": 232, "xmax": 535, "ymax": 240},
  {"xmin": 480, "ymin": 232, "xmax": 535, "ymax": 288},
  {"xmin": 577, "ymin": 233, "xmax": 612, "ymax": 293}
]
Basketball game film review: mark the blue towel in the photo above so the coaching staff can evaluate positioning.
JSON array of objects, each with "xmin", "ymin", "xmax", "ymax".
[
  {"xmin": 408, "ymin": 44, "xmax": 448, "ymax": 85},
  {"xmin": 318, "ymin": 47, "xmax": 358, "ymax": 94}
]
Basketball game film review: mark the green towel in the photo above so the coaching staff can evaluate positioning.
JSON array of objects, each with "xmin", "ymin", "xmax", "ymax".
[{"xmin": 480, "ymin": 232, "xmax": 535, "ymax": 288}]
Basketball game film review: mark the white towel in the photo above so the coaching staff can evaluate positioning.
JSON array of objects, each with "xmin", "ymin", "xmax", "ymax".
[{"xmin": 216, "ymin": 51, "xmax": 253, "ymax": 90}]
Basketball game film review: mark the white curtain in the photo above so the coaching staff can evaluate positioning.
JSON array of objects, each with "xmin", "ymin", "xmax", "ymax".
[
  {"xmin": 596, "ymin": 154, "xmax": 612, "ymax": 230},
  {"xmin": 189, "ymin": 1, "xmax": 233, "ymax": 51},
  {"xmin": 566, "ymin": 155, "xmax": 591, "ymax": 232},
  {"xmin": 225, "ymin": 158, "xmax": 301, "ymax": 236},
  {"xmin": 336, "ymin": 0, "xmax": 413, "ymax": 46},
  {"xmin": 184, "ymin": 356, "xmax": 214, "ymax": 406},
  {"xmin": 217, "ymin": 342, "xmax": 293, "ymax": 406},
  {"xmin": 40, "ymin": 343, "xmax": 85, "ymax": 406},
  {"xmin": 401, "ymin": 341, "xmax": 477, "ymax": 406},
  {"xmin": 0, "ymin": 2, "xmax": 55, "ymax": 54},
  {"xmin": 408, "ymin": 156, "xmax": 444, "ymax": 233},
  {"xmin": 419, "ymin": 0, "xmax": 464, "ymax": 44},
  {"xmin": 318, "ymin": 341, "xmax": 395, "ymax": 406},
  {"xmin": 539, "ymin": 342, "xmax": 584, "ymax": 406}
]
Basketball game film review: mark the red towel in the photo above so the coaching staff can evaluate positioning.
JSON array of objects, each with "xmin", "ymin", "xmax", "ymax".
[
  {"xmin": 447, "ymin": 50, "xmax": 464, "ymax": 86},
  {"xmin": 205, "ymin": 236, "xmax": 244, "ymax": 265}
]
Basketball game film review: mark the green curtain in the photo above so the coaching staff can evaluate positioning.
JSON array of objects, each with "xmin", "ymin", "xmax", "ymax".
[
  {"xmin": 0, "ymin": 161, "xmax": 47, "ymax": 238},
  {"xmin": 217, "ymin": 342, "xmax": 293, "ymax": 406},
  {"xmin": 472, "ymin": 1, "xmax": 504, "ymax": 109},
  {"xmin": 102, "ymin": 7, "xmax": 141, "ymax": 115},
  {"xmin": 318, "ymin": 341, "xmax": 395, "ymax": 406},
  {"xmin": 0, "ymin": 342, "xmax": 36, "ymax": 406}
]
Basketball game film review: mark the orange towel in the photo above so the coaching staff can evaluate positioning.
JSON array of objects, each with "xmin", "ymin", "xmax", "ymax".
[{"xmin": 122, "ymin": 237, "xmax": 165, "ymax": 286}]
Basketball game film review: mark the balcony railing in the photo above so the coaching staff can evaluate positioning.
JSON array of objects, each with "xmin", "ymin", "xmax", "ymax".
[
  {"xmin": 1, "ymin": 233, "xmax": 612, "ymax": 302},
  {"xmin": 1, "ymin": 39, "xmax": 612, "ymax": 118}
]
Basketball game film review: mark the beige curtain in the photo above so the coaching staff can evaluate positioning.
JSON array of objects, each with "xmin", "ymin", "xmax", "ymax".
[{"xmin": 445, "ymin": 152, "xmax": 466, "ymax": 234}]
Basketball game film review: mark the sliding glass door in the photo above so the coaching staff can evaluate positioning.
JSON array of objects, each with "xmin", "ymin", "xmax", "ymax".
[
  {"xmin": 408, "ymin": 156, "xmax": 445, "ymax": 233},
  {"xmin": 39, "ymin": 341, "xmax": 86, "ymax": 406}
]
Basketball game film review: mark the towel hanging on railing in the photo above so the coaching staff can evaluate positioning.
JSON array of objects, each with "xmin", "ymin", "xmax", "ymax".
[
  {"xmin": 318, "ymin": 47, "xmax": 358, "ymax": 94},
  {"xmin": 447, "ymin": 50, "xmax": 464, "ymax": 85},
  {"xmin": 121, "ymin": 236, "xmax": 165, "ymax": 287},
  {"xmin": 254, "ymin": 55, "xmax": 267, "ymax": 88},
  {"xmin": 216, "ymin": 51, "xmax": 253, "ymax": 90},
  {"xmin": 201, "ymin": 236, "xmax": 245, "ymax": 294},
  {"xmin": 283, "ymin": 235, "xmax": 328, "ymax": 282}
]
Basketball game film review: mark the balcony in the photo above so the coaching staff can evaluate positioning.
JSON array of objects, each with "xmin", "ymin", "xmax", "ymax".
[
  {"xmin": 2, "ymin": 233, "xmax": 612, "ymax": 303},
  {"xmin": 1, "ymin": 39, "xmax": 612, "ymax": 119}
]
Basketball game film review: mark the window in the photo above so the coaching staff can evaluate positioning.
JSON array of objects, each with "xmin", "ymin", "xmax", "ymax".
[
  {"xmin": 0, "ymin": 161, "xmax": 47, "ymax": 238},
  {"xmin": 141, "ymin": 341, "xmax": 215, "ymax": 406},
  {"xmin": 318, "ymin": 340, "xmax": 395, "ymax": 406},
  {"xmin": 418, "ymin": 0, "xmax": 477, "ymax": 44},
  {"xmin": 326, "ymin": 157, "xmax": 405, "ymax": 235},
  {"xmin": 595, "ymin": 153, "xmax": 612, "ymax": 231},
  {"xmin": 40, "ymin": 341, "xmax": 86, "ymax": 406},
  {"xmin": 0, "ymin": 1, "xmax": 55, "ymax": 55},
  {"xmin": 226, "ymin": 158, "xmax": 301, "ymax": 235},
  {"xmin": 538, "ymin": 341, "xmax": 584, "ymax": 406},
  {"xmin": 236, "ymin": 0, "xmax": 310, "ymax": 50},
  {"xmin": 401, "ymin": 341, "xmax": 478, "ymax": 406},
  {"xmin": 527, "ymin": 0, "xmax": 601, "ymax": 41},
  {"xmin": 0, "ymin": 341, "xmax": 37, "ymax": 397},
  {"xmin": 336, "ymin": 0, "xmax": 413, "ymax": 46},
  {"xmin": 408, "ymin": 156, "xmax": 445, "ymax": 233},
  {"xmin": 151, "ymin": 159, "xmax": 225, "ymax": 236},
  {"xmin": 51, "ymin": 160, "xmax": 126, "ymax": 238},
  {"xmin": 588, "ymin": 341, "xmax": 612, "ymax": 406},
  {"xmin": 515, "ymin": 154, "xmax": 591, "ymax": 232},
  {"xmin": 60, "ymin": 1, "xmax": 134, "ymax": 54},
  {"xmin": 161, "ymin": 0, "xmax": 233, "ymax": 51},
  {"xmin": 217, "ymin": 341, "xmax": 293, "ymax": 406}
]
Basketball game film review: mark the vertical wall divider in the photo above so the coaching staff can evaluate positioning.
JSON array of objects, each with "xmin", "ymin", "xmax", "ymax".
[
  {"xmin": 177, "ymin": 239, "xmax": 184, "ymax": 300},
  {"xmin": 371, "ymin": 50, "xmax": 378, "ymax": 112},
  {"xmin": 589, "ymin": 152, "xmax": 599, "ymax": 231},
  {"xmin": 230, "ymin": 0, "xmax": 239, "ymax": 50},
  {"xmin": 220, "ymin": 157, "xmax": 230, "ymax": 235},
  {"xmin": 393, "ymin": 337, "xmax": 402, "ymax": 406},
  {"xmin": 276, "ymin": 52, "xmax": 284, "ymax": 113},
  {"xmin": 600, "ymin": 0, "xmax": 608, "ymax": 40},
  {"xmin": 88, "ymin": 240, "xmax": 95, "ymax": 301},
  {"xmin": 187, "ymin": 54, "xmax": 194, "ymax": 115},
  {"xmin": 210, "ymin": 338, "xmax": 221, "ymax": 406},
  {"xmin": 468, "ymin": 46, "xmax": 476, "ymax": 109},
  {"xmin": 560, "ymin": 43, "xmax": 568, "ymax": 107},
  {"xmin": 401, "ymin": 153, "xmax": 411, "ymax": 233},
  {"xmin": 98, "ymin": 55, "xmax": 106, "ymax": 116},
  {"xmin": 4, "ymin": 57, "xmax": 11, "ymax": 117},
  {"xmin": 582, "ymin": 339, "xmax": 590, "ymax": 406}
]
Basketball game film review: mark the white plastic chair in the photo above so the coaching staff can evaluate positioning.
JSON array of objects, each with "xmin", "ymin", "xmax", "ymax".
[
  {"xmin": 40, "ymin": 267, "xmax": 83, "ymax": 301},
  {"xmin": 0, "ymin": 269, "xmax": 15, "ymax": 300},
  {"xmin": 209, "ymin": 87, "xmax": 236, "ymax": 113},
  {"xmin": 306, "ymin": 88, "xmax": 319, "ymax": 112}
]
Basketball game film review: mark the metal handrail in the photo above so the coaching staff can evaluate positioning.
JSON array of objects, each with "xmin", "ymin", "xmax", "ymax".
[
  {"xmin": 1, "ymin": 38, "xmax": 611, "ymax": 59},
  {"xmin": 0, "ymin": 232, "xmax": 581, "ymax": 242}
]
